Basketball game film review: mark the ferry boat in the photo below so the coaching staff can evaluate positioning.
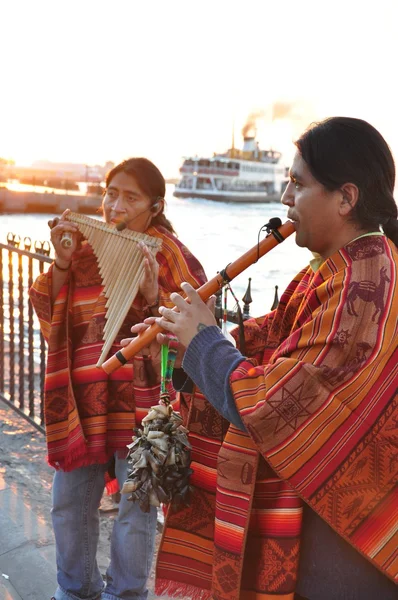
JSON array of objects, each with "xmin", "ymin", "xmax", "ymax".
[{"xmin": 174, "ymin": 135, "xmax": 288, "ymax": 203}]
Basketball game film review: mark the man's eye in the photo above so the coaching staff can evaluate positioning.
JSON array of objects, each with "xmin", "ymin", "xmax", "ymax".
[
  {"xmin": 290, "ymin": 177, "xmax": 301, "ymax": 190},
  {"xmin": 126, "ymin": 195, "xmax": 136, "ymax": 203},
  {"xmin": 107, "ymin": 190, "xmax": 117, "ymax": 199}
]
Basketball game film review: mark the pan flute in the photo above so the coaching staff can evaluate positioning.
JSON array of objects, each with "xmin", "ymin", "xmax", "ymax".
[{"xmin": 62, "ymin": 212, "xmax": 162, "ymax": 367}]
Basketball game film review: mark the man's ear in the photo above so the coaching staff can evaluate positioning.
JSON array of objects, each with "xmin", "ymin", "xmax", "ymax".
[
  {"xmin": 339, "ymin": 183, "xmax": 359, "ymax": 216},
  {"xmin": 152, "ymin": 197, "xmax": 164, "ymax": 217}
]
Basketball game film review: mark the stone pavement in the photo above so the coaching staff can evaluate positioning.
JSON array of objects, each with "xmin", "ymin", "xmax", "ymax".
[
  {"xmin": 0, "ymin": 468, "xmax": 56, "ymax": 599},
  {"xmin": 0, "ymin": 401, "xmax": 168, "ymax": 600}
]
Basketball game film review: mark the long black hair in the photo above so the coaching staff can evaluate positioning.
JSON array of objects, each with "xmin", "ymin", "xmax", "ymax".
[
  {"xmin": 105, "ymin": 157, "xmax": 176, "ymax": 234},
  {"xmin": 295, "ymin": 117, "xmax": 398, "ymax": 246}
]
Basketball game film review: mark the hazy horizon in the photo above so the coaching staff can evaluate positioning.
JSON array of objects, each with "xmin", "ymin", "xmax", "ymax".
[{"xmin": 1, "ymin": 1, "xmax": 398, "ymax": 181}]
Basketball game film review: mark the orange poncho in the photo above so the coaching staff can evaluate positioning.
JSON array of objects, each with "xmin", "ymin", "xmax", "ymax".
[
  {"xmin": 29, "ymin": 225, "xmax": 206, "ymax": 471},
  {"xmin": 157, "ymin": 234, "xmax": 397, "ymax": 599}
]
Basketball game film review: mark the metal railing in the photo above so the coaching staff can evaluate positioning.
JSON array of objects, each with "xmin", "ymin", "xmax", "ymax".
[
  {"xmin": 214, "ymin": 277, "xmax": 279, "ymax": 326},
  {"xmin": 0, "ymin": 235, "xmax": 52, "ymax": 432},
  {"xmin": 0, "ymin": 234, "xmax": 279, "ymax": 434}
]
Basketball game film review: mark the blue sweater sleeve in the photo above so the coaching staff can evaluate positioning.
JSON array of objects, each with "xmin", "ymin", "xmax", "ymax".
[{"xmin": 181, "ymin": 326, "xmax": 246, "ymax": 430}]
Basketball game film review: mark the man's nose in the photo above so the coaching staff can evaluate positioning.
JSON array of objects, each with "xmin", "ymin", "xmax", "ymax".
[
  {"xmin": 281, "ymin": 182, "xmax": 294, "ymax": 206},
  {"xmin": 113, "ymin": 196, "xmax": 126, "ymax": 212}
]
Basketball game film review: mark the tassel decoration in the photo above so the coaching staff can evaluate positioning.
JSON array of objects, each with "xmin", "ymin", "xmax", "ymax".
[{"xmin": 121, "ymin": 340, "xmax": 193, "ymax": 512}]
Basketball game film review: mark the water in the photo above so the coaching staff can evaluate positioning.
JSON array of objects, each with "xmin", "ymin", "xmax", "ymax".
[
  {"xmin": 0, "ymin": 184, "xmax": 311, "ymax": 317},
  {"xmin": 4, "ymin": 179, "xmax": 97, "ymax": 196}
]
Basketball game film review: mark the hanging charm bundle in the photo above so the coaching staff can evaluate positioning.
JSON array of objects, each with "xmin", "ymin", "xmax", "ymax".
[{"xmin": 121, "ymin": 340, "xmax": 193, "ymax": 513}]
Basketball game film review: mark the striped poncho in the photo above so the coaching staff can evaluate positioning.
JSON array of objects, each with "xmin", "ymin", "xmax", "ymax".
[
  {"xmin": 156, "ymin": 234, "xmax": 398, "ymax": 599},
  {"xmin": 29, "ymin": 225, "xmax": 206, "ymax": 471}
]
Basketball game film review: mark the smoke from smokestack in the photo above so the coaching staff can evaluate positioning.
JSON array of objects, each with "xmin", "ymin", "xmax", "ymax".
[
  {"xmin": 241, "ymin": 110, "xmax": 266, "ymax": 138},
  {"xmin": 272, "ymin": 101, "xmax": 294, "ymax": 120},
  {"xmin": 241, "ymin": 100, "xmax": 316, "ymax": 141}
]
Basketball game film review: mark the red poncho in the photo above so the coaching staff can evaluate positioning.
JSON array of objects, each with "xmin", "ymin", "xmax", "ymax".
[
  {"xmin": 157, "ymin": 235, "xmax": 398, "ymax": 599},
  {"xmin": 29, "ymin": 225, "xmax": 207, "ymax": 471}
]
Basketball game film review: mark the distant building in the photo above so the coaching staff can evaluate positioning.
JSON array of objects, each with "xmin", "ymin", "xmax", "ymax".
[{"xmin": 5, "ymin": 160, "xmax": 115, "ymax": 183}]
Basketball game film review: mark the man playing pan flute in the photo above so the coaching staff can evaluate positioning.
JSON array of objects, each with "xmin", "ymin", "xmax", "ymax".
[
  {"xmin": 133, "ymin": 118, "xmax": 398, "ymax": 600},
  {"xmin": 29, "ymin": 158, "xmax": 206, "ymax": 600}
]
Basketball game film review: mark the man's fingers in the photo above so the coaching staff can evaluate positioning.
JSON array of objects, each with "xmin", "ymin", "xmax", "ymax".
[
  {"xmin": 130, "ymin": 323, "xmax": 149, "ymax": 334},
  {"xmin": 169, "ymin": 291, "xmax": 186, "ymax": 310},
  {"xmin": 143, "ymin": 317, "xmax": 157, "ymax": 325},
  {"xmin": 156, "ymin": 316, "xmax": 177, "ymax": 333},
  {"xmin": 206, "ymin": 295, "xmax": 216, "ymax": 313},
  {"xmin": 52, "ymin": 223, "xmax": 78, "ymax": 233},
  {"xmin": 180, "ymin": 282, "xmax": 203, "ymax": 305},
  {"xmin": 143, "ymin": 259, "xmax": 151, "ymax": 276},
  {"xmin": 158, "ymin": 306, "xmax": 178, "ymax": 322},
  {"xmin": 139, "ymin": 242, "xmax": 158, "ymax": 265},
  {"xmin": 156, "ymin": 332, "xmax": 171, "ymax": 345},
  {"xmin": 48, "ymin": 217, "xmax": 59, "ymax": 229},
  {"xmin": 170, "ymin": 283, "xmax": 203, "ymax": 309},
  {"xmin": 120, "ymin": 337, "xmax": 134, "ymax": 347},
  {"xmin": 50, "ymin": 222, "xmax": 78, "ymax": 240}
]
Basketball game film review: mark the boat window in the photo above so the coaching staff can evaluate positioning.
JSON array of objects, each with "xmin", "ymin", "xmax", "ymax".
[
  {"xmin": 180, "ymin": 176, "xmax": 193, "ymax": 189},
  {"xmin": 198, "ymin": 159, "xmax": 210, "ymax": 167},
  {"xmin": 197, "ymin": 177, "xmax": 212, "ymax": 189}
]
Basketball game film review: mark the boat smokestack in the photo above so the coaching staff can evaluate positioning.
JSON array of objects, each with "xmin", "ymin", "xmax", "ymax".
[{"xmin": 243, "ymin": 136, "xmax": 256, "ymax": 153}]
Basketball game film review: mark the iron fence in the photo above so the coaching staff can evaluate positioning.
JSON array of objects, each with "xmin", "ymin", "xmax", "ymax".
[{"xmin": 0, "ymin": 234, "xmax": 52, "ymax": 432}]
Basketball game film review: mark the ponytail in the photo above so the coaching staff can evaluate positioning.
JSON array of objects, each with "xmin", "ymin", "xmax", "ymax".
[
  {"xmin": 382, "ymin": 215, "xmax": 398, "ymax": 246},
  {"xmin": 151, "ymin": 206, "xmax": 176, "ymax": 235}
]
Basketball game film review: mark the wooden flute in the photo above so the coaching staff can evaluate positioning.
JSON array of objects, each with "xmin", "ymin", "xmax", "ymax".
[{"xmin": 101, "ymin": 218, "xmax": 295, "ymax": 374}]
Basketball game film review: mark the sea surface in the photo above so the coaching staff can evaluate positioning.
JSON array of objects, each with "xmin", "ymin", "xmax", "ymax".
[{"xmin": 0, "ymin": 184, "xmax": 310, "ymax": 318}]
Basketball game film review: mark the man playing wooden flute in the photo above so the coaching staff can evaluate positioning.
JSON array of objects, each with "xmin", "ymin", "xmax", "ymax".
[{"xmin": 133, "ymin": 117, "xmax": 398, "ymax": 599}]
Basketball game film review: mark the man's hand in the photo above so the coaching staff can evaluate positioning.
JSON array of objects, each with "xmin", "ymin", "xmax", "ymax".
[
  {"xmin": 121, "ymin": 318, "xmax": 185, "ymax": 368},
  {"xmin": 138, "ymin": 242, "xmax": 159, "ymax": 307},
  {"xmin": 155, "ymin": 282, "xmax": 217, "ymax": 349},
  {"xmin": 49, "ymin": 209, "xmax": 79, "ymax": 262}
]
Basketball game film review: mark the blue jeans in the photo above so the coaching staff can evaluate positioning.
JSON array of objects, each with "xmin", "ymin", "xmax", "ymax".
[{"xmin": 51, "ymin": 455, "xmax": 157, "ymax": 600}]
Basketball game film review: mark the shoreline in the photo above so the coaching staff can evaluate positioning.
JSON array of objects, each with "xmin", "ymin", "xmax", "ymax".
[{"xmin": 0, "ymin": 187, "xmax": 101, "ymax": 214}]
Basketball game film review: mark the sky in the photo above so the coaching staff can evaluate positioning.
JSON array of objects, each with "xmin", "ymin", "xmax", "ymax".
[{"xmin": 1, "ymin": 0, "xmax": 398, "ymax": 178}]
